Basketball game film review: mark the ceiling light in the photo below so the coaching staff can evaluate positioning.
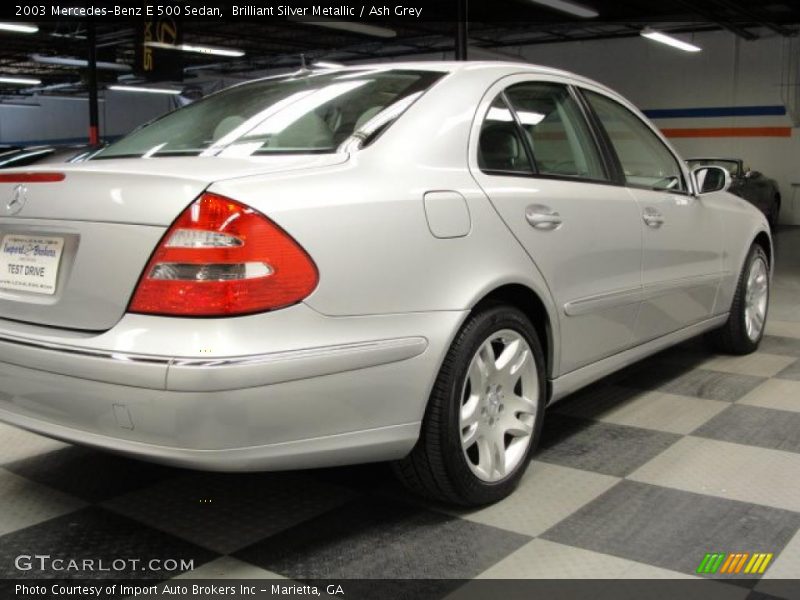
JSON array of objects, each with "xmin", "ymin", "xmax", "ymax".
[
  {"xmin": 517, "ymin": 111, "xmax": 546, "ymax": 126},
  {"xmin": 641, "ymin": 28, "xmax": 702, "ymax": 52},
  {"xmin": 145, "ymin": 42, "xmax": 245, "ymax": 57},
  {"xmin": 529, "ymin": 0, "xmax": 598, "ymax": 18},
  {"xmin": 49, "ymin": 32, "xmax": 87, "ymax": 40},
  {"xmin": 108, "ymin": 85, "xmax": 181, "ymax": 95},
  {"xmin": 0, "ymin": 22, "xmax": 38, "ymax": 33},
  {"xmin": 0, "ymin": 101, "xmax": 40, "ymax": 108},
  {"xmin": 31, "ymin": 54, "xmax": 132, "ymax": 71},
  {"xmin": 296, "ymin": 18, "xmax": 396, "ymax": 38},
  {"xmin": 313, "ymin": 61, "xmax": 345, "ymax": 69},
  {"xmin": 0, "ymin": 76, "xmax": 41, "ymax": 85}
]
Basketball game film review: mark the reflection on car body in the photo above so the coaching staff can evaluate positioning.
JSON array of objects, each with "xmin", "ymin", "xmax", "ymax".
[{"xmin": 0, "ymin": 144, "xmax": 106, "ymax": 169}]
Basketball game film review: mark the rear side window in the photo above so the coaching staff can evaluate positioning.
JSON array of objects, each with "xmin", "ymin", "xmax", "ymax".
[
  {"xmin": 584, "ymin": 90, "xmax": 686, "ymax": 192},
  {"xmin": 478, "ymin": 96, "xmax": 534, "ymax": 174},
  {"xmin": 504, "ymin": 82, "xmax": 606, "ymax": 181}
]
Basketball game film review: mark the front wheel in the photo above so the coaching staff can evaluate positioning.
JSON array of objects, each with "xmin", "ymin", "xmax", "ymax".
[
  {"xmin": 769, "ymin": 196, "xmax": 781, "ymax": 230},
  {"xmin": 394, "ymin": 305, "xmax": 545, "ymax": 506},
  {"xmin": 708, "ymin": 244, "xmax": 770, "ymax": 354}
]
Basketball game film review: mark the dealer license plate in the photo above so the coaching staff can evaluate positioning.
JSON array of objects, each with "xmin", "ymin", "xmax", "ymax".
[{"xmin": 0, "ymin": 234, "xmax": 64, "ymax": 295}]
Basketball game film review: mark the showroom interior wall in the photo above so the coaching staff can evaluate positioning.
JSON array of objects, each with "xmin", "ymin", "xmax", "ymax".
[
  {"xmin": 0, "ymin": 90, "xmax": 172, "ymax": 145},
  {"xmin": 496, "ymin": 29, "xmax": 800, "ymax": 224}
]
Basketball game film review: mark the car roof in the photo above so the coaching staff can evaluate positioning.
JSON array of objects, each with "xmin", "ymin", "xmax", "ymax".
[{"xmin": 243, "ymin": 60, "xmax": 618, "ymax": 98}]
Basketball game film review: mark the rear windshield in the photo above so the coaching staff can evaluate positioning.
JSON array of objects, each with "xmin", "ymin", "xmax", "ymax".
[{"xmin": 94, "ymin": 69, "xmax": 444, "ymax": 159}]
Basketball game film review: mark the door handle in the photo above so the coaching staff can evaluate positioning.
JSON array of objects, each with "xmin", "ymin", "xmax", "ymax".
[
  {"xmin": 525, "ymin": 204, "xmax": 563, "ymax": 231},
  {"xmin": 642, "ymin": 207, "xmax": 665, "ymax": 228}
]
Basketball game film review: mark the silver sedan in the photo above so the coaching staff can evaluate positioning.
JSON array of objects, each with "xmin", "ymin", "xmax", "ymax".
[{"xmin": 0, "ymin": 62, "xmax": 771, "ymax": 505}]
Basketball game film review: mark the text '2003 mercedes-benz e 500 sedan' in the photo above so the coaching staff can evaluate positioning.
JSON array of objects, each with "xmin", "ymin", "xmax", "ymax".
[{"xmin": 0, "ymin": 62, "xmax": 771, "ymax": 505}]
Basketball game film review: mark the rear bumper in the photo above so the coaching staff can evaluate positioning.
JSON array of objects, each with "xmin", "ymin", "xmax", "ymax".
[
  {"xmin": 0, "ymin": 306, "xmax": 465, "ymax": 470},
  {"xmin": 0, "ymin": 405, "xmax": 421, "ymax": 472}
]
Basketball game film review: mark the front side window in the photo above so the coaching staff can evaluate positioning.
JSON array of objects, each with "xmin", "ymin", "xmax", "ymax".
[
  {"xmin": 504, "ymin": 82, "xmax": 606, "ymax": 181},
  {"xmin": 94, "ymin": 69, "xmax": 444, "ymax": 159},
  {"xmin": 584, "ymin": 90, "xmax": 686, "ymax": 192}
]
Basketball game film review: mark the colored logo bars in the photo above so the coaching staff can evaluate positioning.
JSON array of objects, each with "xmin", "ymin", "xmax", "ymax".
[{"xmin": 696, "ymin": 552, "xmax": 773, "ymax": 575}]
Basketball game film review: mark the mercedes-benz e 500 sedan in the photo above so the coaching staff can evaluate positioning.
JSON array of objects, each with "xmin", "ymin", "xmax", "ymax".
[{"xmin": 0, "ymin": 63, "xmax": 771, "ymax": 505}]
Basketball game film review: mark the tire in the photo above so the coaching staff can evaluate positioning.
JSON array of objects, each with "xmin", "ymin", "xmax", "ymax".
[
  {"xmin": 769, "ymin": 196, "xmax": 781, "ymax": 230},
  {"xmin": 708, "ymin": 244, "xmax": 769, "ymax": 355},
  {"xmin": 394, "ymin": 305, "xmax": 546, "ymax": 506}
]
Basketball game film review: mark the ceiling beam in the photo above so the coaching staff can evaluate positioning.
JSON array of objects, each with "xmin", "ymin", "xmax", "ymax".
[
  {"xmin": 707, "ymin": 0, "xmax": 796, "ymax": 36},
  {"xmin": 672, "ymin": 0, "xmax": 758, "ymax": 40}
]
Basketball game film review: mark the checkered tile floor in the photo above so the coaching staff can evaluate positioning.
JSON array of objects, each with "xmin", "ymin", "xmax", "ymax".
[{"xmin": 2, "ymin": 229, "xmax": 800, "ymax": 594}]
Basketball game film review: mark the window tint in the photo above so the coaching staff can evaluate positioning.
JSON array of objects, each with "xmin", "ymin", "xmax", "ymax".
[
  {"xmin": 505, "ymin": 83, "xmax": 606, "ymax": 181},
  {"xmin": 478, "ymin": 96, "xmax": 534, "ymax": 174},
  {"xmin": 584, "ymin": 91, "xmax": 686, "ymax": 192}
]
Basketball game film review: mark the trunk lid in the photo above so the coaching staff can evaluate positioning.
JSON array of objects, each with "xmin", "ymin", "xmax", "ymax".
[
  {"xmin": 0, "ymin": 155, "xmax": 345, "ymax": 225},
  {"xmin": 0, "ymin": 155, "xmax": 345, "ymax": 331}
]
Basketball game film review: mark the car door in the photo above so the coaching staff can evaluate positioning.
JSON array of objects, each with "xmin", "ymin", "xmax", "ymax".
[
  {"xmin": 469, "ymin": 76, "xmax": 644, "ymax": 376},
  {"xmin": 581, "ymin": 88, "xmax": 723, "ymax": 342}
]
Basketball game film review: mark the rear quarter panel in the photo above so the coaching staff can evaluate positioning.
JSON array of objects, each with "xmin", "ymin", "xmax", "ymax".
[{"xmin": 209, "ymin": 65, "xmax": 562, "ymax": 366}]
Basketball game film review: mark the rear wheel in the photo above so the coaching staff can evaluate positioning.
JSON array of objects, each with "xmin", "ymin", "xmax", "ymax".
[
  {"xmin": 708, "ymin": 244, "xmax": 769, "ymax": 354},
  {"xmin": 394, "ymin": 305, "xmax": 545, "ymax": 506}
]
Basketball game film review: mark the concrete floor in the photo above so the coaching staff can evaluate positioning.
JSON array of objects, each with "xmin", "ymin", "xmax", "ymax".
[{"xmin": 0, "ymin": 229, "xmax": 799, "ymax": 593}]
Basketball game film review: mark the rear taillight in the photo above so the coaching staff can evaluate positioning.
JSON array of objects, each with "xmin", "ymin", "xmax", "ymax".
[{"xmin": 128, "ymin": 193, "xmax": 318, "ymax": 317}]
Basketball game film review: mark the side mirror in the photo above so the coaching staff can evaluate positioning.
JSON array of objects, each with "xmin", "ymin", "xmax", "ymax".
[{"xmin": 692, "ymin": 165, "xmax": 731, "ymax": 195}]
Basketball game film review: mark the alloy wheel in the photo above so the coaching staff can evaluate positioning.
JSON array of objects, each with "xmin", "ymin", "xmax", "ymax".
[
  {"xmin": 744, "ymin": 256, "xmax": 769, "ymax": 341},
  {"xmin": 458, "ymin": 329, "xmax": 539, "ymax": 483}
]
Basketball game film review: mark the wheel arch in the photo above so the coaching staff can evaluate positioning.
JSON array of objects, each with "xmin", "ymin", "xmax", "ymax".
[
  {"xmin": 753, "ymin": 230, "xmax": 773, "ymax": 268},
  {"xmin": 469, "ymin": 283, "xmax": 556, "ymax": 383}
]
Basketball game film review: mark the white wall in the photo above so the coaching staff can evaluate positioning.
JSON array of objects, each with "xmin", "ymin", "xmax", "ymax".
[{"xmin": 0, "ymin": 91, "xmax": 172, "ymax": 145}]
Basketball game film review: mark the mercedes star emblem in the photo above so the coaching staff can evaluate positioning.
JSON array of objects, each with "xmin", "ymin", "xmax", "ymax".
[{"xmin": 6, "ymin": 184, "xmax": 27, "ymax": 215}]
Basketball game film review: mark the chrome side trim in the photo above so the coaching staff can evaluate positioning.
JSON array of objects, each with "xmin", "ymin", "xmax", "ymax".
[
  {"xmin": 640, "ymin": 273, "xmax": 722, "ymax": 302},
  {"xmin": 0, "ymin": 333, "xmax": 429, "ymax": 392},
  {"xmin": 563, "ymin": 273, "xmax": 722, "ymax": 318},
  {"xmin": 563, "ymin": 286, "xmax": 642, "ymax": 317},
  {"xmin": 549, "ymin": 313, "xmax": 728, "ymax": 403}
]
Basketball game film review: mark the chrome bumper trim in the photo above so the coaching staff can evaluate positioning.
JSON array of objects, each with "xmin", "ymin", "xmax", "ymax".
[
  {"xmin": 0, "ymin": 333, "xmax": 429, "ymax": 391},
  {"xmin": 167, "ymin": 337, "xmax": 429, "ymax": 391},
  {"xmin": 0, "ymin": 332, "xmax": 170, "ymax": 365}
]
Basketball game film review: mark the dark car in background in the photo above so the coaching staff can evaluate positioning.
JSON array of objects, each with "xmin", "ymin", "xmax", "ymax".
[{"xmin": 687, "ymin": 158, "xmax": 781, "ymax": 228}]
